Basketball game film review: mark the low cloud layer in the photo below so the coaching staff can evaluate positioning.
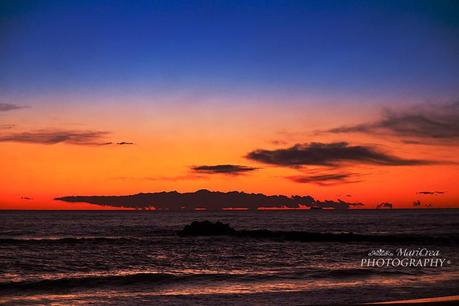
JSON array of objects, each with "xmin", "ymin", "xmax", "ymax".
[
  {"xmin": 287, "ymin": 173, "xmax": 359, "ymax": 186},
  {"xmin": 0, "ymin": 103, "xmax": 25, "ymax": 112},
  {"xmin": 327, "ymin": 102, "xmax": 459, "ymax": 144},
  {"xmin": 192, "ymin": 164, "xmax": 257, "ymax": 175},
  {"xmin": 0, "ymin": 129, "xmax": 111, "ymax": 145},
  {"xmin": 55, "ymin": 189, "xmax": 363, "ymax": 210},
  {"xmin": 413, "ymin": 200, "xmax": 433, "ymax": 208},
  {"xmin": 246, "ymin": 142, "xmax": 431, "ymax": 167},
  {"xmin": 417, "ymin": 191, "xmax": 445, "ymax": 195},
  {"xmin": 376, "ymin": 202, "xmax": 393, "ymax": 209}
]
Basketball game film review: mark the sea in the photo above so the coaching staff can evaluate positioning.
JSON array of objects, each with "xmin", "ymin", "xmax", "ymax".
[{"xmin": 0, "ymin": 209, "xmax": 458, "ymax": 305}]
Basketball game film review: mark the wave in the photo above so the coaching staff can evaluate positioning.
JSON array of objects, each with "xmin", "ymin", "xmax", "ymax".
[
  {"xmin": 310, "ymin": 268, "xmax": 419, "ymax": 279},
  {"xmin": 0, "ymin": 268, "xmax": 425, "ymax": 294},
  {"xmin": 178, "ymin": 221, "xmax": 459, "ymax": 245},
  {"xmin": 1, "ymin": 232, "xmax": 458, "ymax": 246},
  {"xmin": 0, "ymin": 237, "xmax": 141, "ymax": 244},
  {"xmin": 235, "ymin": 230, "xmax": 458, "ymax": 243},
  {"xmin": 0, "ymin": 234, "xmax": 176, "ymax": 244},
  {"xmin": 0, "ymin": 272, "xmax": 230, "ymax": 293},
  {"xmin": 0, "ymin": 271, "xmax": 306, "ymax": 293}
]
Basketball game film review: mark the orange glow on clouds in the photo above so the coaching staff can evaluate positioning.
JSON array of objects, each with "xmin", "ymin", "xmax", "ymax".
[{"xmin": 1, "ymin": 94, "xmax": 459, "ymax": 210}]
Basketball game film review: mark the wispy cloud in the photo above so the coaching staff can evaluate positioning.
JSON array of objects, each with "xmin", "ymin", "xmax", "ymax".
[
  {"xmin": 0, "ymin": 129, "xmax": 111, "ymax": 145},
  {"xmin": 326, "ymin": 102, "xmax": 459, "ymax": 144},
  {"xmin": 416, "ymin": 191, "xmax": 445, "ymax": 195},
  {"xmin": 246, "ymin": 142, "xmax": 433, "ymax": 167},
  {"xmin": 191, "ymin": 164, "xmax": 257, "ymax": 175},
  {"xmin": 113, "ymin": 174, "xmax": 206, "ymax": 182},
  {"xmin": 0, "ymin": 103, "xmax": 26, "ymax": 112},
  {"xmin": 0, "ymin": 124, "xmax": 15, "ymax": 129},
  {"xmin": 287, "ymin": 172, "xmax": 360, "ymax": 186}
]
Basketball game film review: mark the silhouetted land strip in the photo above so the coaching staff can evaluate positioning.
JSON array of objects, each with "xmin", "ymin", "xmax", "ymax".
[
  {"xmin": 55, "ymin": 189, "xmax": 363, "ymax": 210},
  {"xmin": 178, "ymin": 221, "xmax": 459, "ymax": 244}
]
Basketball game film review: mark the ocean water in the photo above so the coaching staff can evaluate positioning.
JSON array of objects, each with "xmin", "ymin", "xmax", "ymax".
[{"xmin": 0, "ymin": 210, "xmax": 458, "ymax": 305}]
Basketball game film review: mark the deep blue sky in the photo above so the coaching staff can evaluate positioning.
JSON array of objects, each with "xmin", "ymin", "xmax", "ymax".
[{"xmin": 1, "ymin": 0, "xmax": 458, "ymax": 99}]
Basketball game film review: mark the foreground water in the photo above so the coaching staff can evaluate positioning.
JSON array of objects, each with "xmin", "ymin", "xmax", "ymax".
[{"xmin": 0, "ymin": 210, "xmax": 458, "ymax": 305}]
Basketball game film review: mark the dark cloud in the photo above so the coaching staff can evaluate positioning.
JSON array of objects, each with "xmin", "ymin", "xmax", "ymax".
[
  {"xmin": 417, "ymin": 191, "xmax": 445, "ymax": 195},
  {"xmin": 287, "ymin": 173, "xmax": 359, "ymax": 186},
  {"xmin": 376, "ymin": 202, "xmax": 393, "ymax": 209},
  {"xmin": 192, "ymin": 164, "xmax": 257, "ymax": 175},
  {"xmin": 117, "ymin": 142, "xmax": 134, "ymax": 145},
  {"xmin": 0, "ymin": 130, "xmax": 111, "ymax": 145},
  {"xmin": 20, "ymin": 196, "xmax": 32, "ymax": 200},
  {"xmin": 246, "ymin": 142, "xmax": 432, "ymax": 167},
  {"xmin": 413, "ymin": 200, "xmax": 433, "ymax": 208},
  {"xmin": 0, "ymin": 103, "xmax": 25, "ymax": 112},
  {"xmin": 313, "ymin": 199, "xmax": 364, "ymax": 209},
  {"xmin": 55, "ymin": 189, "xmax": 364, "ymax": 210},
  {"xmin": 327, "ymin": 102, "xmax": 459, "ymax": 144}
]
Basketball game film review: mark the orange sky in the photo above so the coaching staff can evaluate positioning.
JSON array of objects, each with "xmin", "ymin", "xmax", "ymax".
[
  {"xmin": 2, "ymin": 0, "xmax": 459, "ymax": 210},
  {"xmin": 1, "ymin": 93, "xmax": 458, "ymax": 210}
]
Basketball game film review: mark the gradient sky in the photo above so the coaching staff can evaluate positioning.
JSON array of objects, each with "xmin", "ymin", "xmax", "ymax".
[{"xmin": 1, "ymin": 0, "xmax": 459, "ymax": 209}]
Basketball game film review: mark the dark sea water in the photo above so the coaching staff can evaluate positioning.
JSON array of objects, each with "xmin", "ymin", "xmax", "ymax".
[{"xmin": 0, "ymin": 210, "xmax": 458, "ymax": 305}]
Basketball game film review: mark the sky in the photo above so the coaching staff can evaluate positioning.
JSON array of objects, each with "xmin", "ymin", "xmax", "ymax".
[{"xmin": 1, "ymin": 0, "xmax": 459, "ymax": 209}]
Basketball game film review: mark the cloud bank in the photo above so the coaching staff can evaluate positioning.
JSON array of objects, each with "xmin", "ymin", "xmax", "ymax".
[
  {"xmin": 246, "ymin": 142, "xmax": 431, "ymax": 167},
  {"xmin": 55, "ymin": 189, "xmax": 363, "ymax": 210}
]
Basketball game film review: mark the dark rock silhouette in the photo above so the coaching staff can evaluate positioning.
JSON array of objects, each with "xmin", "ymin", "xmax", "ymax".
[
  {"xmin": 55, "ymin": 189, "xmax": 363, "ymax": 210},
  {"xmin": 178, "ymin": 221, "xmax": 458, "ymax": 245}
]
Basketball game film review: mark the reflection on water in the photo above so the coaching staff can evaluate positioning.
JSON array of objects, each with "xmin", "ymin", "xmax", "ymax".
[{"xmin": 3, "ymin": 272, "xmax": 459, "ymax": 305}]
